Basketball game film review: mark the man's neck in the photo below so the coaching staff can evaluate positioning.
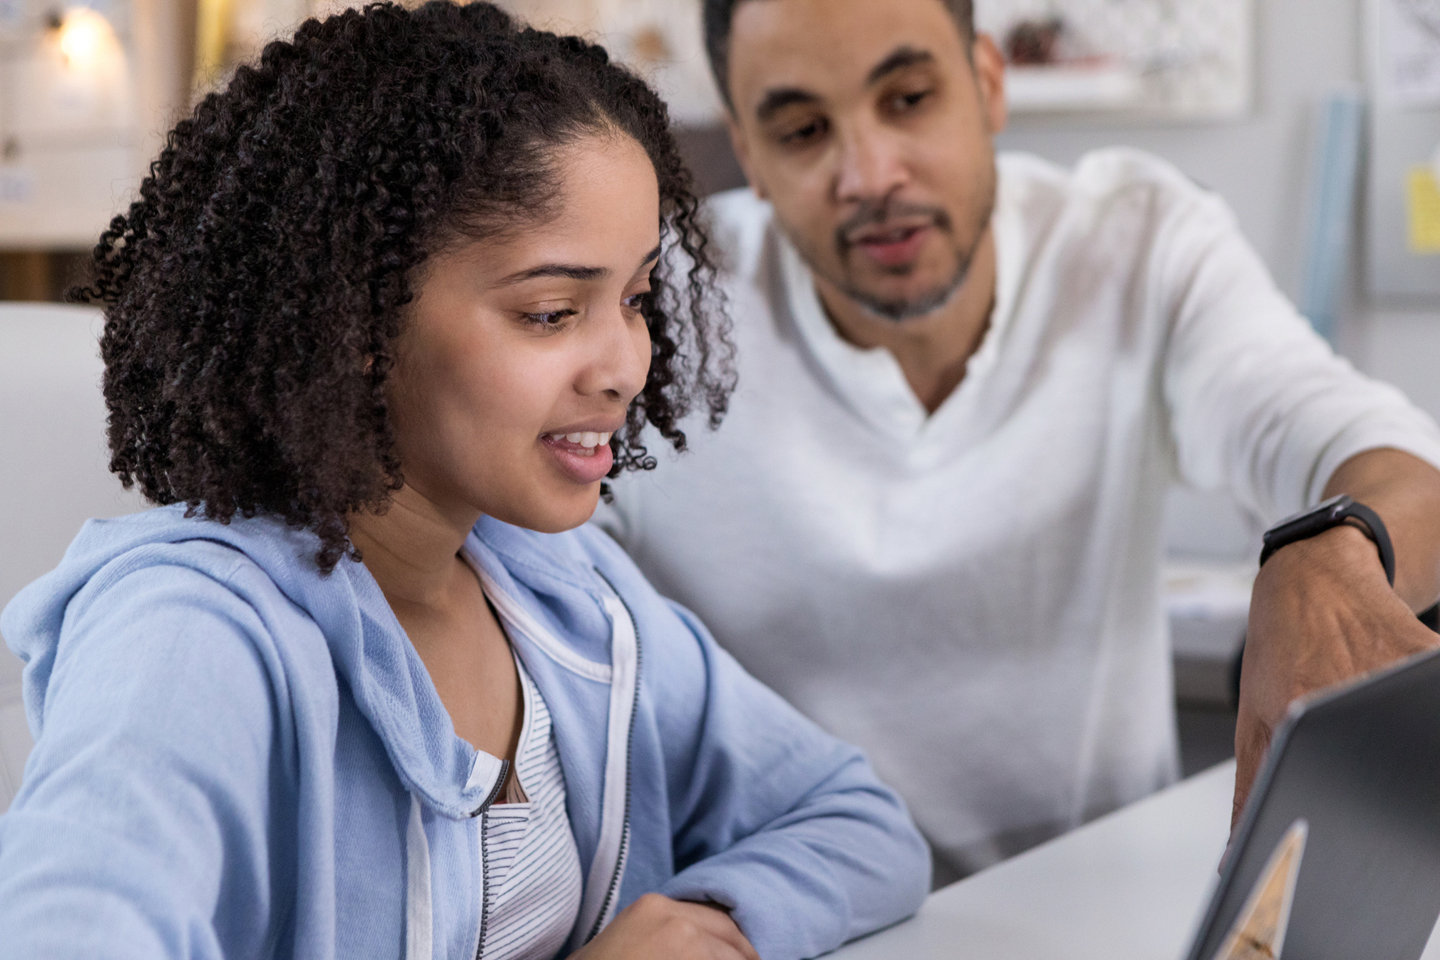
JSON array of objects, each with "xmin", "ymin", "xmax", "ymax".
[{"xmin": 813, "ymin": 226, "xmax": 997, "ymax": 414}]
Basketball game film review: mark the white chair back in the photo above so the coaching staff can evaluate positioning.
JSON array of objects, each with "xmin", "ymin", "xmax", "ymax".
[{"xmin": 0, "ymin": 303, "xmax": 146, "ymax": 811}]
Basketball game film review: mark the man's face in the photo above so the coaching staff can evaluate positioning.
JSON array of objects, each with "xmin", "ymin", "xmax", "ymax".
[{"xmin": 724, "ymin": 0, "xmax": 1006, "ymax": 321}]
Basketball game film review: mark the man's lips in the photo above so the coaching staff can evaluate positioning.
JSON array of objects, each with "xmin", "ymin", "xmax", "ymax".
[
  {"xmin": 541, "ymin": 430, "xmax": 615, "ymax": 485},
  {"xmin": 849, "ymin": 223, "xmax": 932, "ymax": 268}
]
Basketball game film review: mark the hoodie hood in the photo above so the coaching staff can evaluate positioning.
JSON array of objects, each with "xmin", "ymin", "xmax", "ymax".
[{"xmin": 4, "ymin": 504, "xmax": 507, "ymax": 820}]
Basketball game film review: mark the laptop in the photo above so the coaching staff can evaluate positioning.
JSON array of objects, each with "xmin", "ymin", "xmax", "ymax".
[{"xmin": 1184, "ymin": 646, "xmax": 1440, "ymax": 960}]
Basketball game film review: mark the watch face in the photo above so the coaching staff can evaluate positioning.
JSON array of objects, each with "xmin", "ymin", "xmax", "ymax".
[
  {"xmin": 1264, "ymin": 495, "xmax": 1354, "ymax": 550},
  {"xmin": 1270, "ymin": 494, "xmax": 1349, "ymax": 532}
]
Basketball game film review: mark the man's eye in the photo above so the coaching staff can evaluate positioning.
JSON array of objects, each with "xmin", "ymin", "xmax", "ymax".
[
  {"xmin": 892, "ymin": 89, "xmax": 931, "ymax": 111},
  {"xmin": 779, "ymin": 118, "xmax": 827, "ymax": 145},
  {"xmin": 523, "ymin": 309, "xmax": 576, "ymax": 327}
]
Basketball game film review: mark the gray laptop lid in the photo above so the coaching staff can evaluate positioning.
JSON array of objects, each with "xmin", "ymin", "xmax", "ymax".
[{"xmin": 1185, "ymin": 646, "xmax": 1440, "ymax": 960}]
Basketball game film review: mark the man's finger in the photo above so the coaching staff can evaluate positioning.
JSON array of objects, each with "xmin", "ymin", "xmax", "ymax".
[{"xmin": 1230, "ymin": 706, "xmax": 1270, "ymax": 832}]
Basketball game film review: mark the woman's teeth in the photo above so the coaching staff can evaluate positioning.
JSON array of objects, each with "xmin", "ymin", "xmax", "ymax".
[{"xmin": 545, "ymin": 431, "xmax": 612, "ymax": 450}]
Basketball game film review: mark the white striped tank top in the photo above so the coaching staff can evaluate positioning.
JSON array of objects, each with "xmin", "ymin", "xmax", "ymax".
[{"xmin": 477, "ymin": 652, "xmax": 583, "ymax": 960}]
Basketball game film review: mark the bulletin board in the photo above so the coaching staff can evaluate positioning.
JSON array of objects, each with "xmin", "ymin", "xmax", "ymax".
[
  {"xmin": 502, "ymin": 0, "xmax": 1256, "ymax": 125},
  {"xmin": 500, "ymin": 0, "xmax": 721, "ymax": 126},
  {"xmin": 1366, "ymin": 0, "xmax": 1440, "ymax": 299},
  {"xmin": 974, "ymin": 0, "xmax": 1254, "ymax": 119}
]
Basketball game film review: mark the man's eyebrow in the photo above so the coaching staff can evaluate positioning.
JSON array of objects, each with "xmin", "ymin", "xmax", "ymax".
[
  {"xmin": 866, "ymin": 45, "xmax": 935, "ymax": 86},
  {"xmin": 753, "ymin": 47, "xmax": 936, "ymax": 122},
  {"xmin": 755, "ymin": 87, "xmax": 821, "ymax": 123}
]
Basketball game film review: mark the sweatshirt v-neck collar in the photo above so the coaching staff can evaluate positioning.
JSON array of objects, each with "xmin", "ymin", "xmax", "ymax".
[{"xmin": 777, "ymin": 185, "xmax": 1022, "ymax": 444}]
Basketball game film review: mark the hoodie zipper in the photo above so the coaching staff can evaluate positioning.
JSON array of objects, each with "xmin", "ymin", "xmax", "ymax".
[
  {"xmin": 471, "ymin": 759, "xmax": 510, "ymax": 960},
  {"xmin": 584, "ymin": 571, "xmax": 643, "ymax": 943}
]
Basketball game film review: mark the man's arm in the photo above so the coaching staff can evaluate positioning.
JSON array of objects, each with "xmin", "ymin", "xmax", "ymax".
[
  {"xmin": 1234, "ymin": 447, "xmax": 1440, "ymax": 824},
  {"xmin": 1144, "ymin": 175, "xmax": 1440, "ymax": 822}
]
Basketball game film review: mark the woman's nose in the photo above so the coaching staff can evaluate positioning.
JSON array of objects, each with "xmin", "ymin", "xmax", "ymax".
[{"xmin": 579, "ymin": 304, "xmax": 651, "ymax": 404}]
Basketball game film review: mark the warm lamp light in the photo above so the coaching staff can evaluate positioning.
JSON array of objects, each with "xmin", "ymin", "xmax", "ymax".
[{"xmin": 51, "ymin": 7, "xmax": 118, "ymax": 69}]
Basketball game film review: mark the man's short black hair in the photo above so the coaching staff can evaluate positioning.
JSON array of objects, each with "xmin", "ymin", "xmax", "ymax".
[{"xmin": 703, "ymin": 0, "xmax": 975, "ymax": 112}]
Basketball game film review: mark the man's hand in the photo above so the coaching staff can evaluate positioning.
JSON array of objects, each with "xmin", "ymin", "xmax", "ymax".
[
  {"xmin": 569, "ymin": 894, "xmax": 761, "ymax": 960},
  {"xmin": 1234, "ymin": 449, "xmax": 1440, "ymax": 830},
  {"xmin": 1234, "ymin": 525, "xmax": 1438, "ymax": 825}
]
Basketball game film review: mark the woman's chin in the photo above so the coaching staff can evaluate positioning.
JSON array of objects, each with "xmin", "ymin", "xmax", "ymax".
[{"xmin": 489, "ymin": 486, "xmax": 603, "ymax": 535}]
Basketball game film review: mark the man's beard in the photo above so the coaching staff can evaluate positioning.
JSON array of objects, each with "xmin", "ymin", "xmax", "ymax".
[
  {"xmin": 842, "ymin": 261, "xmax": 969, "ymax": 322},
  {"xmin": 829, "ymin": 196, "xmax": 989, "ymax": 323}
]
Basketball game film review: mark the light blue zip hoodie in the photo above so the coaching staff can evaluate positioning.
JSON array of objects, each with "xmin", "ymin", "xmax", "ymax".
[{"xmin": 0, "ymin": 505, "xmax": 929, "ymax": 959}]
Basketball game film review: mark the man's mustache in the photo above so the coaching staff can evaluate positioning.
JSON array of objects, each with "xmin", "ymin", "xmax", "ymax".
[{"xmin": 836, "ymin": 199, "xmax": 953, "ymax": 250}]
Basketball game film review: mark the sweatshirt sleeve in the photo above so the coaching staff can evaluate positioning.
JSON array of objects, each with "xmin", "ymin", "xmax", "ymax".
[
  {"xmin": 0, "ymin": 562, "xmax": 285, "ymax": 960},
  {"xmin": 1159, "ymin": 190, "xmax": 1440, "ymax": 520},
  {"xmin": 652, "ymin": 602, "xmax": 930, "ymax": 960}
]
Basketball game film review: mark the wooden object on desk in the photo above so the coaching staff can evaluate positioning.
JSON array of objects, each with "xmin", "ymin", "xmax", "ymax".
[{"xmin": 1212, "ymin": 819, "xmax": 1307, "ymax": 960}]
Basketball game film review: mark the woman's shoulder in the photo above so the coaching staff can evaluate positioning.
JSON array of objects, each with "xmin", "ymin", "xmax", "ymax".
[{"xmin": 4, "ymin": 506, "xmax": 341, "ymax": 706}]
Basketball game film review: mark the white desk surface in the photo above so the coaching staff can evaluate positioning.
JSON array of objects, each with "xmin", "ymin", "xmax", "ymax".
[
  {"xmin": 832, "ymin": 758, "xmax": 1440, "ymax": 960},
  {"xmin": 829, "ymin": 761, "xmax": 1235, "ymax": 960}
]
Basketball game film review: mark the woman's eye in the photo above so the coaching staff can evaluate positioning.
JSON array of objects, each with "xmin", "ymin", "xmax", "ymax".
[
  {"xmin": 523, "ymin": 309, "xmax": 576, "ymax": 328},
  {"xmin": 623, "ymin": 291, "xmax": 650, "ymax": 311}
]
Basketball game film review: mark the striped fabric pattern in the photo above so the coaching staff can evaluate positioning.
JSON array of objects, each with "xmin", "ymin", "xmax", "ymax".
[{"xmin": 477, "ymin": 654, "xmax": 583, "ymax": 960}]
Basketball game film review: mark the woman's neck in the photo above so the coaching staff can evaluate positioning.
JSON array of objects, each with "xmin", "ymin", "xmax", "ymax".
[
  {"xmin": 348, "ymin": 486, "xmax": 480, "ymax": 608},
  {"xmin": 351, "ymin": 486, "xmax": 523, "ymax": 763}
]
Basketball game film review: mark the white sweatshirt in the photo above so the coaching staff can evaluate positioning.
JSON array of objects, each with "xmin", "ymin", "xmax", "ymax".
[{"xmin": 595, "ymin": 149, "xmax": 1440, "ymax": 876}]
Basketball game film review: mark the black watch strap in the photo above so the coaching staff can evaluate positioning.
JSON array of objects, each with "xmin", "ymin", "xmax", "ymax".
[{"xmin": 1259, "ymin": 494, "xmax": 1396, "ymax": 587}]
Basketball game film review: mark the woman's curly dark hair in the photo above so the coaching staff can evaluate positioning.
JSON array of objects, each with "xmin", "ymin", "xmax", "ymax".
[{"xmin": 75, "ymin": 0, "xmax": 733, "ymax": 571}]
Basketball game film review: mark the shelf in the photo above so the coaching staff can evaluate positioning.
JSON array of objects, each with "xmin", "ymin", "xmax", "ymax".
[{"xmin": 1004, "ymin": 63, "xmax": 1145, "ymax": 114}]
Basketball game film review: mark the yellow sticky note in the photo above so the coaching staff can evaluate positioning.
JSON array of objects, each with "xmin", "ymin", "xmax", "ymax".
[{"xmin": 1406, "ymin": 166, "xmax": 1440, "ymax": 253}]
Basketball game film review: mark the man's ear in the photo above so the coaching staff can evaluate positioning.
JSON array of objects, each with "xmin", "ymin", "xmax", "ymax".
[
  {"xmin": 971, "ymin": 33, "xmax": 1008, "ymax": 136},
  {"xmin": 724, "ymin": 111, "xmax": 769, "ymax": 201}
]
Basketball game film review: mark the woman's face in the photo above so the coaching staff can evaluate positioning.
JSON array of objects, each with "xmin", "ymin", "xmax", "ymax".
[{"xmin": 387, "ymin": 132, "xmax": 659, "ymax": 533}]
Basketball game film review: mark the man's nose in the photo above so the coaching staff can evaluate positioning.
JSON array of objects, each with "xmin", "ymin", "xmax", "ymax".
[{"xmin": 833, "ymin": 122, "xmax": 908, "ymax": 205}]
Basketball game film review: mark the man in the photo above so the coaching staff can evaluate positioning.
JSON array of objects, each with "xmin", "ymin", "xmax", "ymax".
[{"xmin": 596, "ymin": 0, "xmax": 1440, "ymax": 881}]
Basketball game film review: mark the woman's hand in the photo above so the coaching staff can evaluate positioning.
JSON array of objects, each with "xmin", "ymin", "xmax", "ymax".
[{"xmin": 571, "ymin": 894, "xmax": 761, "ymax": 960}]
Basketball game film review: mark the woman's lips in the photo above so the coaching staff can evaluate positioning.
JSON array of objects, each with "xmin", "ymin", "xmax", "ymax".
[{"xmin": 541, "ymin": 431, "xmax": 615, "ymax": 484}]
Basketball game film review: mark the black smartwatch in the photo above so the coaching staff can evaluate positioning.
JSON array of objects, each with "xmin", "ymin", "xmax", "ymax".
[{"xmin": 1259, "ymin": 494, "xmax": 1395, "ymax": 587}]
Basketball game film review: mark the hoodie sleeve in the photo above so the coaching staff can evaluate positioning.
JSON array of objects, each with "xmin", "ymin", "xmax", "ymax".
[
  {"xmin": 0, "ymin": 561, "xmax": 289, "ymax": 960},
  {"xmin": 651, "ymin": 601, "xmax": 930, "ymax": 960}
]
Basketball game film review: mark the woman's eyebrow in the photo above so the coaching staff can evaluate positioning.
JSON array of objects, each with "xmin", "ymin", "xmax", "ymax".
[
  {"xmin": 497, "ymin": 263, "xmax": 609, "ymax": 285},
  {"xmin": 496, "ymin": 246, "xmax": 661, "ymax": 286}
]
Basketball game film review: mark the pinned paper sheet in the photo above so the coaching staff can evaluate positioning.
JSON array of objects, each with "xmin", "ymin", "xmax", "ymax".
[{"xmin": 1406, "ymin": 165, "xmax": 1440, "ymax": 253}]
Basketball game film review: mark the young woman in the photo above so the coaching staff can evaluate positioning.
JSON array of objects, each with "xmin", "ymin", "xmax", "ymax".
[{"xmin": 0, "ymin": 4, "xmax": 928, "ymax": 958}]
